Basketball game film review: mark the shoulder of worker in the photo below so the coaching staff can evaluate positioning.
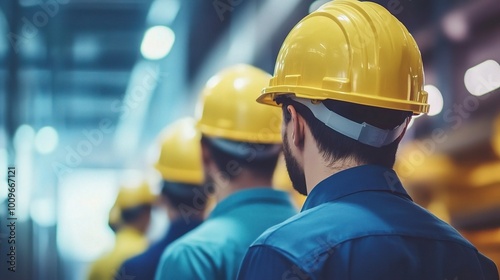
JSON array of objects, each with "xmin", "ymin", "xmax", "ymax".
[
  {"xmin": 251, "ymin": 195, "xmax": 478, "ymax": 260},
  {"xmin": 161, "ymin": 216, "xmax": 242, "ymax": 262},
  {"xmin": 156, "ymin": 223, "xmax": 231, "ymax": 280}
]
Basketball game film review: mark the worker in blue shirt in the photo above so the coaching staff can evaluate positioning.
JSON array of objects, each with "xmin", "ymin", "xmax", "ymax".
[
  {"xmin": 119, "ymin": 118, "xmax": 207, "ymax": 280},
  {"xmin": 238, "ymin": 1, "xmax": 499, "ymax": 279},
  {"xmin": 155, "ymin": 65, "xmax": 297, "ymax": 280}
]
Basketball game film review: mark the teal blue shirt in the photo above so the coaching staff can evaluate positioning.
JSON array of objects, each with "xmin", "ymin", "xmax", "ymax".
[{"xmin": 155, "ymin": 188, "xmax": 297, "ymax": 280}]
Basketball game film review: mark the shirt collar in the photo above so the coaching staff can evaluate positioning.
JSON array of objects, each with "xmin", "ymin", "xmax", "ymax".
[
  {"xmin": 302, "ymin": 165, "xmax": 412, "ymax": 211},
  {"xmin": 210, "ymin": 187, "xmax": 291, "ymax": 219}
]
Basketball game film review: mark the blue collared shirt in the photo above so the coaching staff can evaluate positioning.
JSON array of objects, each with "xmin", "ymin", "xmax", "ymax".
[
  {"xmin": 119, "ymin": 218, "xmax": 202, "ymax": 280},
  {"xmin": 155, "ymin": 188, "xmax": 297, "ymax": 280},
  {"xmin": 238, "ymin": 165, "xmax": 498, "ymax": 280}
]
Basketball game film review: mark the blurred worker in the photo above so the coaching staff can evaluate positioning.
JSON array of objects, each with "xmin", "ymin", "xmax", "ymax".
[
  {"xmin": 88, "ymin": 182, "xmax": 155, "ymax": 280},
  {"xmin": 118, "ymin": 118, "xmax": 207, "ymax": 280},
  {"xmin": 155, "ymin": 65, "xmax": 297, "ymax": 280},
  {"xmin": 238, "ymin": 1, "xmax": 499, "ymax": 279}
]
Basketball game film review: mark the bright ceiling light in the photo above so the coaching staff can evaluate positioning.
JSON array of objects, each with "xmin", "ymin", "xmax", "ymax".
[
  {"xmin": 35, "ymin": 126, "xmax": 59, "ymax": 154},
  {"xmin": 30, "ymin": 197, "xmax": 56, "ymax": 227},
  {"xmin": 442, "ymin": 11, "xmax": 468, "ymax": 42},
  {"xmin": 141, "ymin": 25, "xmax": 175, "ymax": 60},
  {"xmin": 147, "ymin": 0, "xmax": 180, "ymax": 26},
  {"xmin": 14, "ymin": 124, "xmax": 35, "ymax": 150},
  {"xmin": 424, "ymin": 85, "xmax": 444, "ymax": 116},
  {"xmin": 464, "ymin": 60, "xmax": 500, "ymax": 97}
]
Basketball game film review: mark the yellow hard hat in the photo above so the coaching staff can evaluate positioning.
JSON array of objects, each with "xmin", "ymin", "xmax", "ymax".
[
  {"xmin": 196, "ymin": 64, "xmax": 282, "ymax": 144},
  {"xmin": 115, "ymin": 181, "xmax": 156, "ymax": 210},
  {"xmin": 108, "ymin": 204, "xmax": 122, "ymax": 230},
  {"xmin": 258, "ymin": 0, "xmax": 429, "ymax": 115},
  {"xmin": 493, "ymin": 114, "xmax": 500, "ymax": 158},
  {"xmin": 155, "ymin": 118, "xmax": 204, "ymax": 185}
]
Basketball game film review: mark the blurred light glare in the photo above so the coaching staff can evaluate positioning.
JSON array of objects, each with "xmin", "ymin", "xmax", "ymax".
[
  {"xmin": 141, "ymin": 26, "xmax": 175, "ymax": 60},
  {"xmin": 0, "ymin": 149, "xmax": 7, "ymax": 202},
  {"xmin": 464, "ymin": 60, "xmax": 500, "ymax": 97},
  {"xmin": 14, "ymin": 124, "xmax": 35, "ymax": 150},
  {"xmin": 233, "ymin": 78, "xmax": 248, "ymax": 90},
  {"xmin": 35, "ymin": 126, "xmax": 59, "ymax": 154},
  {"xmin": 57, "ymin": 170, "xmax": 118, "ymax": 261},
  {"xmin": 468, "ymin": 162, "xmax": 500, "ymax": 187},
  {"xmin": 147, "ymin": 0, "xmax": 180, "ymax": 25},
  {"xmin": 120, "ymin": 169, "xmax": 145, "ymax": 189},
  {"xmin": 309, "ymin": 0, "xmax": 329, "ymax": 13},
  {"xmin": 442, "ymin": 12, "xmax": 468, "ymax": 41},
  {"xmin": 73, "ymin": 35, "xmax": 100, "ymax": 62},
  {"xmin": 424, "ymin": 85, "xmax": 444, "ymax": 116},
  {"xmin": 30, "ymin": 198, "xmax": 56, "ymax": 227}
]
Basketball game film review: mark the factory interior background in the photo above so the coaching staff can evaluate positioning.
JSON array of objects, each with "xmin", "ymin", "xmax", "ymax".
[{"xmin": 0, "ymin": 0, "xmax": 499, "ymax": 279}]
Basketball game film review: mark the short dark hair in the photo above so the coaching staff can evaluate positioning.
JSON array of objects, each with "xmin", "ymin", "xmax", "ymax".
[
  {"xmin": 201, "ymin": 136, "xmax": 280, "ymax": 180},
  {"xmin": 161, "ymin": 180, "xmax": 208, "ymax": 211},
  {"xmin": 277, "ymin": 97, "xmax": 412, "ymax": 168}
]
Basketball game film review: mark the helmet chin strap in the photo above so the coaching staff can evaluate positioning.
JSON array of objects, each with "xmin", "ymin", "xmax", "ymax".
[{"xmin": 291, "ymin": 97, "xmax": 408, "ymax": 148}]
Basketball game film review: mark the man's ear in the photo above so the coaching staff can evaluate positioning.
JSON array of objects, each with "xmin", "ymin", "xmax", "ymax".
[{"xmin": 286, "ymin": 105, "xmax": 305, "ymax": 148}]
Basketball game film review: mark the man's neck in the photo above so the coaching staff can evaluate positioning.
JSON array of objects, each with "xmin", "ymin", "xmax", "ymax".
[
  {"xmin": 303, "ymin": 152, "xmax": 361, "ymax": 194},
  {"xmin": 214, "ymin": 171, "xmax": 272, "ymax": 202}
]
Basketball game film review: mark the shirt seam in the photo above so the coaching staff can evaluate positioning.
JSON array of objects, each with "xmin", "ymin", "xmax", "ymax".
[
  {"xmin": 257, "ymin": 232, "xmax": 480, "ymax": 270},
  {"xmin": 249, "ymin": 244, "xmax": 309, "ymax": 276}
]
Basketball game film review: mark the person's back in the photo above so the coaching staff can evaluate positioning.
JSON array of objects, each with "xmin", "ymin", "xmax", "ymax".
[
  {"xmin": 244, "ymin": 166, "xmax": 497, "ymax": 279},
  {"xmin": 162, "ymin": 188, "xmax": 296, "ymax": 279},
  {"xmin": 237, "ymin": 1, "xmax": 498, "ymax": 279},
  {"xmin": 155, "ymin": 65, "xmax": 297, "ymax": 280},
  {"xmin": 119, "ymin": 118, "xmax": 208, "ymax": 280}
]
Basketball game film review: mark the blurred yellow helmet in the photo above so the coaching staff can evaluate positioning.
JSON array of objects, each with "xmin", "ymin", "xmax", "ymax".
[
  {"xmin": 493, "ymin": 114, "xmax": 500, "ymax": 158},
  {"xmin": 155, "ymin": 118, "xmax": 204, "ymax": 185},
  {"xmin": 258, "ymin": 0, "xmax": 429, "ymax": 115},
  {"xmin": 196, "ymin": 64, "xmax": 282, "ymax": 144},
  {"xmin": 115, "ymin": 181, "xmax": 156, "ymax": 210},
  {"xmin": 108, "ymin": 204, "xmax": 122, "ymax": 231}
]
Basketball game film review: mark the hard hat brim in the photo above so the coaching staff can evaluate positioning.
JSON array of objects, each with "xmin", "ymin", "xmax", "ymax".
[
  {"xmin": 155, "ymin": 163, "xmax": 204, "ymax": 185},
  {"xmin": 198, "ymin": 123, "xmax": 283, "ymax": 144},
  {"xmin": 257, "ymin": 86, "xmax": 429, "ymax": 115}
]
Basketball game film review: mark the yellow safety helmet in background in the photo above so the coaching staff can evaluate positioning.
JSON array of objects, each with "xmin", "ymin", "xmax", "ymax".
[
  {"xmin": 108, "ymin": 181, "xmax": 155, "ymax": 227},
  {"xmin": 115, "ymin": 181, "xmax": 156, "ymax": 210},
  {"xmin": 493, "ymin": 114, "xmax": 500, "ymax": 158},
  {"xmin": 155, "ymin": 117, "xmax": 204, "ymax": 185},
  {"xmin": 258, "ymin": 0, "xmax": 429, "ymax": 115},
  {"xmin": 108, "ymin": 204, "xmax": 122, "ymax": 231},
  {"xmin": 196, "ymin": 64, "xmax": 282, "ymax": 144}
]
